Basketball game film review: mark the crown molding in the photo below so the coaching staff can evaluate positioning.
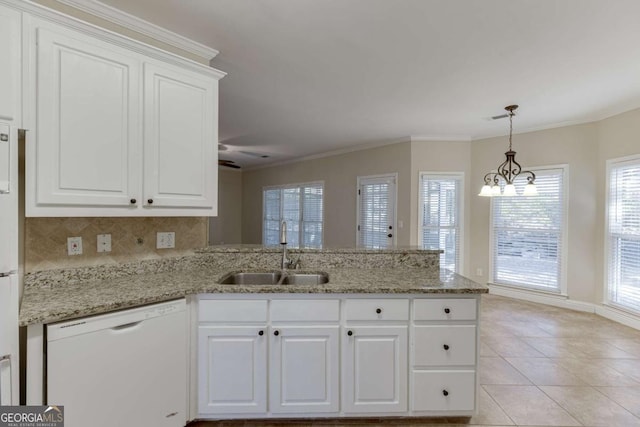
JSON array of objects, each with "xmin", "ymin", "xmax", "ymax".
[{"xmin": 54, "ymin": 0, "xmax": 219, "ymax": 61}]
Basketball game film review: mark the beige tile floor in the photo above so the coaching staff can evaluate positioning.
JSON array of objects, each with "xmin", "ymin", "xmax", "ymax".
[{"xmin": 189, "ymin": 294, "xmax": 640, "ymax": 427}]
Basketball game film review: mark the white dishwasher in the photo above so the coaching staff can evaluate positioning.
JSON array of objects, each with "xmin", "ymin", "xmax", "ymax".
[{"xmin": 47, "ymin": 299, "xmax": 187, "ymax": 427}]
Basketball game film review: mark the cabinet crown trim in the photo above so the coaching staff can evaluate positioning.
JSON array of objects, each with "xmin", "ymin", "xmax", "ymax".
[{"xmin": 50, "ymin": 0, "xmax": 219, "ymax": 61}]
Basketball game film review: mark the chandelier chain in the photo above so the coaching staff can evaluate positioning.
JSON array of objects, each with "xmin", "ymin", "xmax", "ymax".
[{"xmin": 509, "ymin": 109, "xmax": 514, "ymax": 151}]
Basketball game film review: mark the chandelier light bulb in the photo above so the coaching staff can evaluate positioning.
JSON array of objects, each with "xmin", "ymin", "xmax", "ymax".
[
  {"xmin": 503, "ymin": 184, "xmax": 517, "ymax": 196},
  {"xmin": 523, "ymin": 182, "xmax": 538, "ymax": 196},
  {"xmin": 478, "ymin": 185, "xmax": 493, "ymax": 197}
]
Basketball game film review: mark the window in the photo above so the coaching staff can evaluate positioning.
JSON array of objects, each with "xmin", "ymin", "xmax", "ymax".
[
  {"xmin": 606, "ymin": 156, "xmax": 640, "ymax": 313},
  {"xmin": 419, "ymin": 173, "xmax": 463, "ymax": 272},
  {"xmin": 357, "ymin": 174, "xmax": 397, "ymax": 248},
  {"xmin": 491, "ymin": 167, "xmax": 567, "ymax": 293},
  {"xmin": 263, "ymin": 182, "xmax": 323, "ymax": 248}
]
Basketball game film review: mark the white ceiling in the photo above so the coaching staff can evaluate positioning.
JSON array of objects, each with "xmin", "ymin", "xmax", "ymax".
[{"xmin": 99, "ymin": 0, "xmax": 640, "ymax": 168}]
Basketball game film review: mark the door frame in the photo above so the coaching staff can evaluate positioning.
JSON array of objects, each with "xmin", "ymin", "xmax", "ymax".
[{"xmin": 356, "ymin": 173, "xmax": 398, "ymax": 248}]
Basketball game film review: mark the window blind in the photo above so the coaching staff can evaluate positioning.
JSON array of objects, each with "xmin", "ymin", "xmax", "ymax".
[
  {"xmin": 420, "ymin": 174, "xmax": 462, "ymax": 272},
  {"xmin": 607, "ymin": 159, "xmax": 640, "ymax": 313},
  {"xmin": 263, "ymin": 183, "xmax": 323, "ymax": 248},
  {"xmin": 491, "ymin": 168, "xmax": 565, "ymax": 292},
  {"xmin": 358, "ymin": 177, "xmax": 395, "ymax": 249}
]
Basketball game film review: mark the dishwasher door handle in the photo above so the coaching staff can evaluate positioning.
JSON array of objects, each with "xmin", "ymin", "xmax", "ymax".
[{"xmin": 111, "ymin": 321, "xmax": 143, "ymax": 331}]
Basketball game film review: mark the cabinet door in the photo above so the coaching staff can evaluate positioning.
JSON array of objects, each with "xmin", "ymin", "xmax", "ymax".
[
  {"xmin": 0, "ymin": 4, "xmax": 20, "ymax": 123},
  {"xmin": 343, "ymin": 325, "xmax": 408, "ymax": 413},
  {"xmin": 30, "ymin": 20, "xmax": 140, "ymax": 208},
  {"xmin": 270, "ymin": 326, "xmax": 339, "ymax": 414},
  {"xmin": 198, "ymin": 326, "xmax": 267, "ymax": 415},
  {"xmin": 143, "ymin": 61, "xmax": 217, "ymax": 210}
]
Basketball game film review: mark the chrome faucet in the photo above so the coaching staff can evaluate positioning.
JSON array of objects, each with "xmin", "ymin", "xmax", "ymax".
[
  {"xmin": 280, "ymin": 221, "xmax": 291, "ymax": 270},
  {"xmin": 279, "ymin": 221, "xmax": 300, "ymax": 270}
]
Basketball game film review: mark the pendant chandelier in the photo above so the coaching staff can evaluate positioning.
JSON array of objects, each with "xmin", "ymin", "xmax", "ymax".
[{"xmin": 478, "ymin": 105, "xmax": 538, "ymax": 197}]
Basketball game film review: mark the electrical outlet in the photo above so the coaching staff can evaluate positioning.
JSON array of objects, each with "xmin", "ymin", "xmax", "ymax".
[
  {"xmin": 97, "ymin": 234, "xmax": 112, "ymax": 253},
  {"xmin": 476, "ymin": 268, "xmax": 483, "ymax": 277},
  {"xmin": 67, "ymin": 237, "xmax": 83, "ymax": 256},
  {"xmin": 156, "ymin": 232, "xmax": 175, "ymax": 249}
]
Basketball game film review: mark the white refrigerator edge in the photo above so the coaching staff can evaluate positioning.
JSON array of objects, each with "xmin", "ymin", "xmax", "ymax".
[{"xmin": 0, "ymin": 122, "xmax": 20, "ymax": 405}]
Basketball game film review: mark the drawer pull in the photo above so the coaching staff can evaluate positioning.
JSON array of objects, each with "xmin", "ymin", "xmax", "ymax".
[
  {"xmin": 147, "ymin": 198, "xmax": 154, "ymax": 204},
  {"xmin": 442, "ymin": 389, "xmax": 449, "ymax": 396},
  {"xmin": 444, "ymin": 307, "xmax": 451, "ymax": 314},
  {"xmin": 443, "ymin": 344, "xmax": 450, "ymax": 350},
  {"xmin": 258, "ymin": 330, "xmax": 264, "ymax": 336},
  {"xmin": 130, "ymin": 198, "xmax": 136, "ymax": 204},
  {"xmin": 376, "ymin": 308, "xmax": 382, "ymax": 314},
  {"xmin": 347, "ymin": 330, "xmax": 353, "ymax": 336},
  {"xmin": 273, "ymin": 330, "xmax": 280, "ymax": 336}
]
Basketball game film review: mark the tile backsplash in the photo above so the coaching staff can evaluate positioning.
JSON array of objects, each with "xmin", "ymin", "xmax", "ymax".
[{"xmin": 25, "ymin": 217, "xmax": 208, "ymax": 272}]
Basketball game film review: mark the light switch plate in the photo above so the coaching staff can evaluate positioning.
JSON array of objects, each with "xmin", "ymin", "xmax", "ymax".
[
  {"xmin": 156, "ymin": 232, "xmax": 175, "ymax": 249},
  {"xmin": 67, "ymin": 237, "xmax": 83, "ymax": 256},
  {"xmin": 97, "ymin": 234, "xmax": 112, "ymax": 253}
]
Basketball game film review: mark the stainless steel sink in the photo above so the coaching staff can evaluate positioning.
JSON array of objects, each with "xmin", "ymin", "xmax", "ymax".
[
  {"xmin": 281, "ymin": 272, "xmax": 329, "ymax": 285},
  {"xmin": 219, "ymin": 271, "xmax": 329, "ymax": 285}
]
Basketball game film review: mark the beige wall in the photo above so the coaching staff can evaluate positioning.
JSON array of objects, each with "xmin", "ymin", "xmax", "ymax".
[
  {"xmin": 470, "ymin": 123, "xmax": 599, "ymax": 303},
  {"xmin": 242, "ymin": 143, "xmax": 412, "ymax": 247},
  {"xmin": 209, "ymin": 169, "xmax": 243, "ymax": 244},
  {"xmin": 410, "ymin": 140, "xmax": 472, "ymax": 275}
]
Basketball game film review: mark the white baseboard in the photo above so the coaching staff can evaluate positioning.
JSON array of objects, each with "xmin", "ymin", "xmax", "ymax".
[
  {"xmin": 488, "ymin": 283, "xmax": 640, "ymax": 331},
  {"xmin": 488, "ymin": 284, "xmax": 595, "ymax": 313},
  {"xmin": 596, "ymin": 305, "xmax": 640, "ymax": 330}
]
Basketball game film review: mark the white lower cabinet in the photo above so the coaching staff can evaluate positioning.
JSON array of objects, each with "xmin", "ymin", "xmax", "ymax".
[
  {"xmin": 270, "ymin": 326, "xmax": 339, "ymax": 413},
  {"xmin": 343, "ymin": 325, "xmax": 408, "ymax": 413},
  {"xmin": 196, "ymin": 295, "xmax": 479, "ymax": 420},
  {"xmin": 412, "ymin": 370, "xmax": 475, "ymax": 411},
  {"xmin": 197, "ymin": 325, "xmax": 267, "ymax": 415}
]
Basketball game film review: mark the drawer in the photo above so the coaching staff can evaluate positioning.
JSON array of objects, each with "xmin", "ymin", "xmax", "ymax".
[
  {"xmin": 270, "ymin": 299, "xmax": 339, "ymax": 322},
  {"xmin": 198, "ymin": 299, "xmax": 267, "ymax": 322},
  {"xmin": 345, "ymin": 299, "xmax": 409, "ymax": 321},
  {"xmin": 413, "ymin": 299, "xmax": 477, "ymax": 321},
  {"xmin": 412, "ymin": 370, "xmax": 475, "ymax": 412},
  {"xmin": 413, "ymin": 325, "xmax": 476, "ymax": 366}
]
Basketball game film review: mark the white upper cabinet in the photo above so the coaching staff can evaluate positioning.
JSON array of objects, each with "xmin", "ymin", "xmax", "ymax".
[
  {"xmin": 0, "ymin": 4, "xmax": 21, "ymax": 123},
  {"xmin": 143, "ymin": 61, "xmax": 217, "ymax": 209},
  {"xmin": 24, "ymin": 14, "xmax": 224, "ymax": 217},
  {"xmin": 29, "ymin": 20, "xmax": 140, "ymax": 209}
]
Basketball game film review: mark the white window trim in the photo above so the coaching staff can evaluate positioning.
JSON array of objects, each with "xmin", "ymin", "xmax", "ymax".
[
  {"xmin": 356, "ymin": 173, "xmax": 398, "ymax": 247},
  {"xmin": 417, "ymin": 171, "xmax": 465, "ymax": 273},
  {"xmin": 488, "ymin": 164, "xmax": 569, "ymax": 296},
  {"xmin": 603, "ymin": 154, "xmax": 640, "ymax": 313},
  {"xmin": 262, "ymin": 180, "xmax": 325, "ymax": 248}
]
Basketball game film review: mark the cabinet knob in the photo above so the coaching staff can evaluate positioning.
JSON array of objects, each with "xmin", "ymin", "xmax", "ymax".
[
  {"xmin": 130, "ymin": 198, "xmax": 137, "ymax": 204},
  {"xmin": 443, "ymin": 344, "xmax": 450, "ymax": 350},
  {"xmin": 444, "ymin": 307, "xmax": 451, "ymax": 314},
  {"xmin": 258, "ymin": 330, "xmax": 264, "ymax": 336},
  {"xmin": 442, "ymin": 389, "xmax": 449, "ymax": 396},
  {"xmin": 376, "ymin": 308, "xmax": 382, "ymax": 314},
  {"xmin": 347, "ymin": 330, "xmax": 353, "ymax": 336},
  {"xmin": 147, "ymin": 198, "xmax": 154, "ymax": 204},
  {"xmin": 273, "ymin": 330, "xmax": 279, "ymax": 336},
  {"xmin": 387, "ymin": 234, "xmax": 393, "ymax": 238}
]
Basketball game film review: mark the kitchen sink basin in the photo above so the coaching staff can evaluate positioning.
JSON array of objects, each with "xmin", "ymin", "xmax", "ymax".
[{"xmin": 219, "ymin": 271, "xmax": 329, "ymax": 285}]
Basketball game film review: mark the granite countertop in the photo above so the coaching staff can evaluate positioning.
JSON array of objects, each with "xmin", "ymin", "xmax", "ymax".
[
  {"xmin": 19, "ymin": 267, "xmax": 486, "ymax": 326},
  {"xmin": 19, "ymin": 247, "xmax": 487, "ymax": 326}
]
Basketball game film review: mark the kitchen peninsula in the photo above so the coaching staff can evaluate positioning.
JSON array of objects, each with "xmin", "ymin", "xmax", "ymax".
[{"xmin": 21, "ymin": 247, "xmax": 487, "ymax": 425}]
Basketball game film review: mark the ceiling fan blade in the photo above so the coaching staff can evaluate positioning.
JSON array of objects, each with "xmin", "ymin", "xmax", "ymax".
[
  {"xmin": 491, "ymin": 113, "xmax": 509, "ymax": 120},
  {"xmin": 238, "ymin": 150, "xmax": 270, "ymax": 158},
  {"xmin": 218, "ymin": 159, "xmax": 241, "ymax": 169}
]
